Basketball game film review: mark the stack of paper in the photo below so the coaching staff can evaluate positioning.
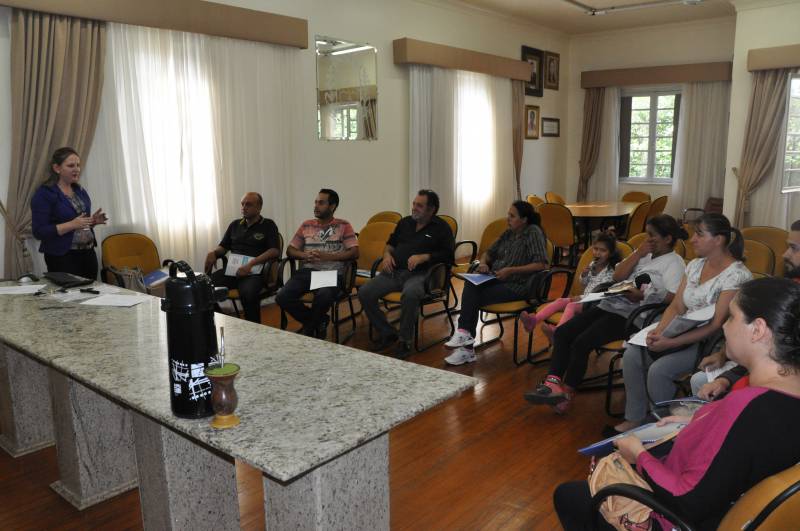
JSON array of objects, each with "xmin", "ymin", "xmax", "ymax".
[
  {"xmin": 0, "ymin": 285, "xmax": 47, "ymax": 295},
  {"xmin": 81, "ymin": 294, "xmax": 150, "ymax": 307}
]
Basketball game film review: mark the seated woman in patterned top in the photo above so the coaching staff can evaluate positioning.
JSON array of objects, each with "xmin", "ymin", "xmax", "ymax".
[
  {"xmin": 443, "ymin": 200, "xmax": 549, "ymax": 366},
  {"xmin": 553, "ymin": 276, "xmax": 800, "ymax": 531},
  {"xmin": 610, "ymin": 213, "xmax": 751, "ymax": 436}
]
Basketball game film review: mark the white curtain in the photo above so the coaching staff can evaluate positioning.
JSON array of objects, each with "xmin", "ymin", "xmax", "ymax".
[
  {"xmin": 669, "ymin": 81, "xmax": 730, "ymax": 218},
  {"xmin": 85, "ymin": 23, "xmax": 300, "ymax": 271},
  {"xmin": 409, "ymin": 65, "xmax": 514, "ymax": 247},
  {"xmin": 587, "ymin": 87, "xmax": 620, "ymax": 201}
]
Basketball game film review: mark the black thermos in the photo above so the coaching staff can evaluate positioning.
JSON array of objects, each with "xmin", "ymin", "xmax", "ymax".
[{"xmin": 160, "ymin": 261, "xmax": 226, "ymax": 418}]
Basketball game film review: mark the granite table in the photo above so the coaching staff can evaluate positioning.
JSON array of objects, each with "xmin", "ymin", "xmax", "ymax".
[{"xmin": 0, "ymin": 282, "xmax": 475, "ymax": 529}]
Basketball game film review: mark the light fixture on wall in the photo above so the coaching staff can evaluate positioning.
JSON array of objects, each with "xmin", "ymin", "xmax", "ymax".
[{"xmin": 562, "ymin": 0, "xmax": 704, "ymax": 16}]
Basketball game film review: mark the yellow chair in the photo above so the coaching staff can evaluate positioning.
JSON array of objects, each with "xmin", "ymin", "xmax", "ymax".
[
  {"xmin": 453, "ymin": 218, "xmax": 507, "ymax": 275},
  {"xmin": 545, "ymin": 191, "xmax": 566, "ymax": 204},
  {"xmin": 742, "ymin": 226, "xmax": 788, "ymax": 277},
  {"xmin": 474, "ymin": 239, "xmax": 555, "ymax": 366},
  {"xmin": 647, "ymin": 195, "xmax": 668, "ymax": 220},
  {"xmin": 627, "ymin": 232, "xmax": 687, "ymax": 259},
  {"xmin": 354, "ymin": 222, "xmax": 397, "ymax": 289},
  {"xmin": 743, "ymin": 239, "xmax": 775, "ymax": 277},
  {"xmin": 526, "ymin": 194, "xmax": 545, "ymax": 209},
  {"xmin": 621, "ymin": 201, "xmax": 651, "ymax": 240},
  {"xmin": 438, "ymin": 214, "xmax": 458, "ymax": 239},
  {"xmin": 218, "ymin": 233, "xmax": 284, "ymax": 319},
  {"xmin": 621, "ymin": 191, "xmax": 651, "ymax": 202},
  {"xmin": 366, "ymin": 211, "xmax": 402, "ymax": 225},
  {"xmin": 101, "ymin": 233, "xmax": 166, "ymax": 285},
  {"xmin": 538, "ymin": 202, "xmax": 578, "ymax": 266},
  {"xmin": 594, "ymin": 463, "xmax": 800, "ymax": 531}
]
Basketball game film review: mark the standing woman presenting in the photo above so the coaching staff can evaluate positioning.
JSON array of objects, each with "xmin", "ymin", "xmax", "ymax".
[{"xmin": 31, "ymin": 147, "xmax": 108, "ymax": 279}]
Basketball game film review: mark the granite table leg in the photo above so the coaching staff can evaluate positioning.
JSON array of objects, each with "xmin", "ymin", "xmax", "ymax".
[
  {"xmin": 0, "ymin": 344, "xmax": 55, "ymax": 457},
  {"xmin": 48, "ymin": 371, "xmax": 138, "ymax": 509},
  {"xmin": 131, "ymin": 411, "xmax": 240, "ymax": 531},
  {"xmin": 264, "ymin": 433, "xmax": 389, "ymax": 530}
]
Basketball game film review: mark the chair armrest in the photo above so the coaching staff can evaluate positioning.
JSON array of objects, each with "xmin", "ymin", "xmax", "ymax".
[
  {"xmin": 454, "ymin": 240, "xmax": 478, "ymax": 264},
  {"xmin": 370, "ymin": 257, "xmax": 383, "ymax": 278},
  {"xmin": 526, "ymin": 269, "xmax": 553, "ymax": 304},
  {"xmin": 342, "ymin": 260, "xmax": 358, "ymax": 292},
  {"xmin": 624, "ymin": 302, "xmax": 669, "ymax": 337},
  {"xmin": 591, "ymin": 484, "xmax": 694, "ymax": 531},
  {"xmin": 466, "ymin": 260, "xmax": 481, "ymax": 273},
  {"xmin": 423, "ymin": 263, "xmax": 449, "ymax": 296},
  {"xmin": 161, "ymin": 259, "xmax": 175, "ymax": 268},
  {"xmin": 275, "ymin": 257, "xmax": 296, "ymax": 288},
  {"xmin": 536, "ymin": 268, "xmax": 575, "ymax": 300}
]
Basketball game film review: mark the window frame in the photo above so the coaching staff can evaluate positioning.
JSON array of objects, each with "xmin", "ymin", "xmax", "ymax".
[
  {"xmin": 618, "ymin": 87, "xmax": 681, "ymax": 185},
  {"xmin": 780, "ymin": 72, "xmax": 800, "ymax": 194}
]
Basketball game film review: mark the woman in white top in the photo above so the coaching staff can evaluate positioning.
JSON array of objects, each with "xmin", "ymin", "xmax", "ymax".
[
  {"xmin": 524, "ymin": 215, "xmax": 688, "ymax": 414},
  {"xmin": 610, "ymin": 213, "xmax": 752, "ymax": 435}
]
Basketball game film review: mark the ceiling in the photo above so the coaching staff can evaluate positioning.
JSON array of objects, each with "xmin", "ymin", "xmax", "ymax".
[{"xmin": 455, "ymin": 0, "xmax": 735, "ymax": 34}]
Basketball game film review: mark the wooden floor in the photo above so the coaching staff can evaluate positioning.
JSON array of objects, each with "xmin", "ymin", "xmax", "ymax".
[{"xmin": 0, "ymin": 278, "xmax": 625, "ymax": 530}]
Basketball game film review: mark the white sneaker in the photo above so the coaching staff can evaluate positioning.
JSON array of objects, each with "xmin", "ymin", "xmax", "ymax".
[
  {"xmin": 444, "ymin": 347, "xmax": 477, "ymax": 366},
  {"xmin": 445, "ymin": 329, "xmax": 474, "ymax": 348}
]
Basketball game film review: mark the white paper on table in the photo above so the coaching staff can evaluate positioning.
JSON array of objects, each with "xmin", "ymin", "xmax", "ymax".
[
  {"xmin": 91, "ymin": 283, "xmax": 121, "ymax": 294},
  {"xmin": 51, "ymin": 291, "xmax": 97, "ymax": 302},
  {"xmin": 224, "ymin": 253, "xmax": 264, "ymax": 276},
  {"xmin": 628, "ymin": 322, "xmax": 658, "ymax": 347},
  {"xmin": 309, "ymin": 270, "xmax": 338, "ymax": 290},
  {"xmin": 80, "ymin": 294, "xmax": 150, "ymax": 307},
  {"xmin": 580, "ymin": 292, "xmax": 607, "ymax": 303},
  {"xmin": 0, "ymin": 284, "xmax": 47, "ymax": 295}
]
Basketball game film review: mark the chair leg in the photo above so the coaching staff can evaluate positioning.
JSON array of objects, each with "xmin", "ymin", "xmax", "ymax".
[
  {"xmin": 231, "ymin": 299, "xmax": 242, "ymax": 318},
  {"xmin": 414, "ymin": 299, "xmax": 455, "ymax": 352},
  {"xmin": 605, "ymin": 353, "xmax": 625, "ymax": 418}
]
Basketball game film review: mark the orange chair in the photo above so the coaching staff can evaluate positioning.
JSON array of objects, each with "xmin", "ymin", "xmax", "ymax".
[
  {"xmin": 742, "ymin": 226, "xmax": 787, "ymax": 277},
  {"xmin": 621, "ymin": 191, "xmax": 651, "ymax": 202},
  {"xmin": 101, "ymin": 233, "xmax": 173, "ymax": 288},
  {"xmin": 366, "ymin": 211, "xmax": 402, "ymax": 224},
  {"xmin": 743, "ymin": 239, "xmax": 775, "ymax": 277},
  {"xmin": 538, "ymin": 202, "xmax": 578, "ymax": 266},
  {"xmin": 648, "ymin": 196, "xmax": 668, "ymax": 220},
  {"xmin": 545, "ymin": 191, "xmax": 566, "ymax": 204},
  {"xmin": 438, "ymin": 214, "xmax": 458, "ymax": 239},
  {"xmin": 526, "ymin": 194, "xmax": 545, "ymax": 209},
  {"xmin": 621, "ymin": 201, "xmax": 651, "ymax": 240}
]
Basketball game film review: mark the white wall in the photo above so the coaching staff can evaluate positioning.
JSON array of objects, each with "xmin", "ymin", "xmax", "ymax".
[
  {"xmin": 566, "ymin": 17, "xmax": 736, "ymax": 204},
  {"xmin": 0, "ymin": 7, "xmax": 12, "ymax": 277},
  {"xmin": 722, "ymin": 0, "xmax": 800, "ymax": 222},
  {"xmin": 212, "ymin": 0, "xmax": 569, "ymax": 231}
]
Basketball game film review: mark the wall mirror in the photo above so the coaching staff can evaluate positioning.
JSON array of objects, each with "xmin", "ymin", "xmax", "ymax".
[{"xmin": 315, "ymin": 36, "xmax": 377, "ymax": 141}]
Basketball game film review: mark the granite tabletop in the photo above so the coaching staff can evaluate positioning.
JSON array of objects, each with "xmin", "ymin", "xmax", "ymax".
[{"xmin": 0, "ymin": 281, "xmax": 475, "ymax": 481}]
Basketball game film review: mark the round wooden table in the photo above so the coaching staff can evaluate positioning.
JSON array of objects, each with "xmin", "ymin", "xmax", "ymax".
[{"xmin": 564, "ymin": 201, "xmax": 642, "ymax": 246}]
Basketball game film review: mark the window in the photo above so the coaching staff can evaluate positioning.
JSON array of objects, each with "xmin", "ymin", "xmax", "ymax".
[
  {"xmin": 619, "ymin": 91, "xmax": 681, "ymax": 182},
  {"xmin": 781, "ymin": 74, "xmax": 800, "ymax": 193},
  {"xmin": 331, "ymin": 105, "xmax": 359, "ymax": 140}
]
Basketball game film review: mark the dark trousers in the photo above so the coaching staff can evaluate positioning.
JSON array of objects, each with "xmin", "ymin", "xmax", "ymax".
[
  {"xmin": 548, "ymin": 306, "xmax": 628, "ymax": 389},
  {"xmin": 275, "ymin": 268, "xmax": 341, "ymax": 330},
  {"xmin": 553, "ymin": 481, "xmax": 617, "ymax": 531},
  {"xmin": 210, "ymin": 270, "xmax": 264, "ymax": 323},
  {"xmin": 44, "ymin": 248, "xmax": 98, "ymax": 280},
  {"xmin": 457, "ymin": 280, "xmax": 520, "ymax": 337}
]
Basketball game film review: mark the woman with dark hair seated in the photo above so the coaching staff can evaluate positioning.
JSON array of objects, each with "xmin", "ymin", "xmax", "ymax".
[
  {"xmin": 610, "ymin": 213, "xmax": 751, "ymax": 436},
  {"xmin": 553, "ymin": 277, "xmax": 800, "ymax": 531},
  {"xmin": 443, "ymin": 200, "xmax": 549, "ymax": 366},
  {"xmin": 524, "ymin": 214, "xmax": 688, "ymax": 414}
]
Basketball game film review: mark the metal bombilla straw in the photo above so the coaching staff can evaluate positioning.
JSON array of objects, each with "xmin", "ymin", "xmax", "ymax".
[{"xmin": 219, "ymin": 326, "xmax": 225, "ymax": 368}]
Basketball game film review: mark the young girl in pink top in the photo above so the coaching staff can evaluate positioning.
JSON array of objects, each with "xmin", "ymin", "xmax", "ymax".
[{"xmin": 519, "ymin": 232, "xmax": 620, "ymax": 341}]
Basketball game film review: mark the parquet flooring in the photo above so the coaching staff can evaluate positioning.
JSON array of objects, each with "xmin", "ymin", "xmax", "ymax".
[{"xmin": 0, "ymin": 278, "xmax": 624, "ymax": 530}]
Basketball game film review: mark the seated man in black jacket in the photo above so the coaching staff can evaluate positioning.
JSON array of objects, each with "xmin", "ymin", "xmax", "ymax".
[
  {"xmin": 358, "ymin": 189, "xmax": 455, "ymax": 359},
  {"xmin": 204, "ymin": 192, "xmax": 280, "ymax": 324}
]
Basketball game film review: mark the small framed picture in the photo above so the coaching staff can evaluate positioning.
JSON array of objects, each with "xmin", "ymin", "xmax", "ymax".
[
  {"xmin": 525, "ymin": 105, "xmax": 540, "ymax": 139},
  {"xmin": 541, "ymin": 117, "xmax": 560, "ymax": 137},
  {"xmin": 521, "ymin": 46, "xmax": 544, "ymax": 97},
  {"xmin": 544, "ymin": 51, "xmax": 560, "ymax": 90}
]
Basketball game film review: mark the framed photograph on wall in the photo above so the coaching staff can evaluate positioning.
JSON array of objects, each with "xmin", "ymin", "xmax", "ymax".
[
  {"xmin": 525, "ymin": 105, "xmax": 540, "ymax": 139},
  {"xmin": 544, "ymin": 51, "xmax": 560, "ymax": 90},
  {"xmin": 541, "ymin": 117, "xmax": 560, "ymax": 137},
  {"xmin": 521, "ymin": 46, "xmax": 544, "ymax": 97}
]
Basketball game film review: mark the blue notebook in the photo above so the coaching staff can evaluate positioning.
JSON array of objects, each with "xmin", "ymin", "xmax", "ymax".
[
  {"xmin": 143, "ymin": 269, "xmax": 169, "ymax": 287},
  {"xmin": 578, "ymin": 421, "xmax": 686, "ymax": 457}
]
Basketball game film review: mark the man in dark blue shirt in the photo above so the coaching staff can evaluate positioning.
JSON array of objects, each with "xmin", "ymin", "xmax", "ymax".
[
  {"xmin": 204, "ymin": 192, "xmax": 280, "ymax": 323},
  {"xmin": 358, "ymin": 190, "xmax": 454, "ymax": 358}
]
